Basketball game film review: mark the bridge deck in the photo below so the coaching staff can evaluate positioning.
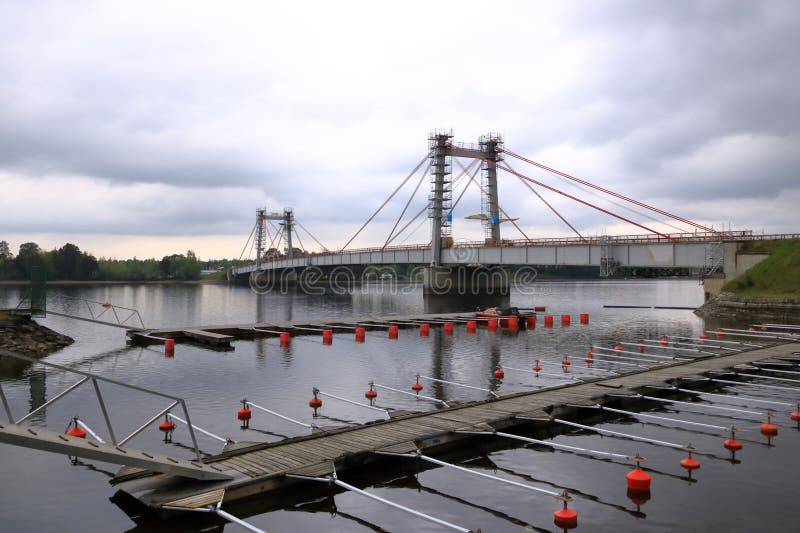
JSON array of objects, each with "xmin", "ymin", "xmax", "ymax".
[{"xmin": 111, "ymin": 342, "xmax": 798, "ymax": 510}]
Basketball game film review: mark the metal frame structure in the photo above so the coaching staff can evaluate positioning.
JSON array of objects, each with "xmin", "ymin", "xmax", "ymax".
[{"xmin": 0, "ymin": 349, "xmax": 204, "ymax": 461}]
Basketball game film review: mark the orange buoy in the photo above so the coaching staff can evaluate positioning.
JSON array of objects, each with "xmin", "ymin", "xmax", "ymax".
[
  {"xmin": 158, "ymin": 415, "xmax": 176, "ymax": 440},
  {"xmin": 679, "ymin": 445, "xmax": 700, "ymax": 472},
  {"xmin": 322, "ymin": 329, "xmax": 333, "ymax": 345},
  {"xmin": 487, "ymin": 319, "xmax": 498, "ymax": 332},
  {"xmin": 279, "ymin": 332, "xmax": 291, "ymax": 348},
  {"xmin": 561, "ymin": 314, "xmax": 571, "ymax": 326},
  {"xmin": 724, "ymin": 426, "xmax": 743, "ymax": 451},
  {"xmin": 715, "ymin": 331, "xmax": 723, "ymax": 339},
  {"xmin": 411, "ymin": 374, "xmax": 423, "ymax": 393},
  {"xmin": 534, "ymin": 306, "xmax": 546, "ymax": 312},
  {"xmin": 164, "ymin": 338, "xmax": 175, "ymax": 357},
  {"xmin": 626, "ymin": 454, "xmax": 651, "ymax": 492},
  {"xmin": 791, "ymin": 403, "xmax": 800, "ymax": 423},
  {"xmin": 237, "ymin": 400, "xmax": 252, "ymax": 422},
  {"xmin": 760, "ymin": 412, "xmax": 778, "ymax": 437},
  {"xmin": 660, "ymin": 336, "xmax": 668, "ymax": 346},
  {"xmin": 614, "ymin": 344, "xmax": 622, "ymax": 351},
  {"xmin": 532, "ymin": 359, "xmax": 542, "ymax": 374},
  {"xmin": 466, "ymin": 320, "xmax": 477, "ymax": 333},
  {"xmin": 419, "ymin": 323, "xmax": 430, "ymax": 336},
  {"xmin": 443, "ymin": 322, "xmax": 454, "ymax": 335},
  {"xmin": 309, "ymin": 388, "xmax": 322, "ymax": 416},
  {"xmin": 388, "ymin": 325, "xmax": 399, "ymax": 339},
  {"xmin": 66, "ymin": 418, "xmax": 87, "ymax": 439},
  {"xmin": 587, "ymin": 348, "xmax": 595, "ymax": 357},
  {"xmin": 553, "ymin": 490, "xmax": 578, "ymax": 530},
  {"xmin": 637, "ymin": 342, "xmax": 645, "ymax": 352},
  {"xmin": 526, "ymin": 316, "xmax": 537, "ymax": 329},
  {"xmin": 748, "ymin": 327, "xmax": 755, "ymax": 332},
  {"xmin": 561, "ymin": 357, "xmax": 571, "ymax": 369},
  {"xmin": 507, "ymin": 316, "xmax": 519, "ymax": 330},
  {"xmin": 494, "ymin": 367, "xmax": 505, "ymax": 379},
  {"xmin": 544, "ymin": 315, "xmax": 554, "ymax": 328},
  {"xmin": 579, "ymin": 313, "xmax": 589, "ymax": 324},
  {"xmin": 355, "ymin": 327, "xmax": 366, "ymax": 343},
  {"xmin": 365, "ymin": 382, "xmax": 377, "ymax": 401},
  {"xmin": 699, "ymin": 332, "xmax": 708, "ymax": 340}
]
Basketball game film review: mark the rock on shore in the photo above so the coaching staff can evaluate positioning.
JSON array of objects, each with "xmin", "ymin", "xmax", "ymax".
[
  {"xmin": 696, "ymin": 292, "xmax": 800, "ymax": 321},
  {"xmin": 0, "ymin": 315, "xmax": 74, "ymax": 358}
]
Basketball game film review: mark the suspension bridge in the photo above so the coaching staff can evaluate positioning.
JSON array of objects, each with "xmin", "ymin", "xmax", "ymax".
[{"xmin": 228, "ymin": 130, "xmax": 783, "ymax": 298}]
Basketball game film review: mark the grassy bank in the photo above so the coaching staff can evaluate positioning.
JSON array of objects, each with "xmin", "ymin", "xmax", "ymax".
[{"xmin": 722, "ymin": 238, "xmax": 800, "ymax": 298}]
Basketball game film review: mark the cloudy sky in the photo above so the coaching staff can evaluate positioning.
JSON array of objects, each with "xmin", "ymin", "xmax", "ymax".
[{"xmin": 1, "ymin": 0, "xmax": 798, "ymax": 260}]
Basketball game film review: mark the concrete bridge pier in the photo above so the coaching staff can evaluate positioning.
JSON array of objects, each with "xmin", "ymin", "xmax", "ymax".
[{"xmin": 423, "ymin": 265, "xmax": 510, "ymax": 298}]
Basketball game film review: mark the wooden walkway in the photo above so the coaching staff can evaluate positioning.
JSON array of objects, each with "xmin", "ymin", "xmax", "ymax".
[
  {"xmin": 126, "ymin": 312, "xmax": 491, "ymax": 348},
  {"xmin": 111, "ymin": 342, "xmax": 799, "ymax": 510}
]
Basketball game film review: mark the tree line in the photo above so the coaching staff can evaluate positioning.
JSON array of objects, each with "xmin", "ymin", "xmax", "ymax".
[{"xmin": 0, "ymin": 241, "xmax": 203, "ymax": 281}]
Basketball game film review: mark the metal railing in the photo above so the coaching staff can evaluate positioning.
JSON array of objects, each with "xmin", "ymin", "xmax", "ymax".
[{"xmin": 0, "ymin": 349, "xmax": 204, "ymax": 461}]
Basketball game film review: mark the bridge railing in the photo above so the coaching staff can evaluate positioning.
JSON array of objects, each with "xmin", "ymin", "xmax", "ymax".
[{"xmin": 232, "ymin": 231, "xmax": 798, "ymax": 272}]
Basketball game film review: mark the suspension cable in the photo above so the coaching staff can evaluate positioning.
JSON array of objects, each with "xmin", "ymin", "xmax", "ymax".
[
  {"xmin": 506, "ymin": 160, "xmax": 584, "ymax": 241},
  {"xmin": 460, "ymin": 158, "xmax": 531, "ymax": 241},
  {"xmin": 499, "ymin": 147, "xmax": 723, "ymax": 236},
  {"xmin": 340, "ymin": 153, "xmax": 430, "ymax": 251},
  {"xmin": 238, "ymin": 221, "xmax": 257, "ymax": 261},
  {"xmin": 383, "ymin": 162, "xmax": 432, "ymax": 249},
  {"xmin": 448, "ymin": 143, "xmax": 677, "ymax": 241},
  {"xmin": 296, "ymin": 220, "xmax": 329, "ymax": 252}
]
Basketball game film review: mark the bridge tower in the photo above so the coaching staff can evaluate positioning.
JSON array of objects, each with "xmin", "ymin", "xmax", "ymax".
[
  {"xmin": 428, "ymin": 130, "xmax": 453, "ymax": 266},
  {"xmin": 255, "ymin": 208, "xmax": 267, "ymax": 269},
  {"xmin": 281, "ymin": 207, "xmax": 295, "ymax": 258},
  {"xmin": 479, "ymin": 133, "xmax": 503, "ymax": 245}
]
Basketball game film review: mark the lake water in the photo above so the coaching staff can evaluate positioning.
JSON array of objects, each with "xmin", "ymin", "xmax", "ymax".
[{"xmin": 1, "ymin": 280, "xmax": 799, "ymax": 532}]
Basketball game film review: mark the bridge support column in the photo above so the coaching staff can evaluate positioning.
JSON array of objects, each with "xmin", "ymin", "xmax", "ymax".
[{"xmin": 423, "ymin": 265, "xmax": 510, "ymax": 298}]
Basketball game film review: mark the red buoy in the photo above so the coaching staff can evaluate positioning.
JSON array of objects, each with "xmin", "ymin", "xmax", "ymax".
[
  {"xmin": 562, "ymin": 357, "xmax": 571, "ymax": 369},
  {"xmin": 579, "ymin": 313, "xmax": 589, "ymax": 325},
  {"xmin": 627, "ymin": 457, "xmax": 651, "ymax": 492},
  {"xmin": 544, "ymin": 315, "xmax": 554, "ymax": 328},
  {"xmin": 526, "ymin": 316, "xmax": 537, "ymax": 329},
  {"xmin": 322, "ymin": 329, "xmax": 333, "ymax": 345},
  {"xmin": 237, "ymin": 400, "xmax": 252, "ymax": 422},
  {"xmin": 411, "ymin": 374, "xmax": 423, "ymax": 393},
  {"xmin": 699, "ymin": 332, "xmax": 708, "ymax": 340},
  {"xmin": 466, "ymin": 320, "xmax": 477, "ymax": 333},
  {"xmin": 365, "ymin": 382, "xmax": 377, "ymax": 401},
  {"xmin": 679, "ymin": 445, "xmax": 700, "ymax": 472},
  {"xmin": 494, "ymin": 367, "xmax": 505, "ymax": 379},
  {"xmin": 355, "ymin": 327, "xmax": 366, "ymax": 343},
  {"xmin": 660, "ymin": 336, "xmax": 668, "ymax": 346},
  {"xmin": 760, "ymin": 412, "xmax": 778, "ymax": 437},
  {"xmin": 487, "ymin": 319, "xmax": 498, "ymax": 331},
  {"xmin": 532, "ymin": 359, "xmax": 542, "ymax": 374},
  {"xmin": 637, "ymin": 342, "xmax": 645, "ymax": 352},
  {"xmin": 159, "ymin": 418, "xmax": 176, "ymax": 433},
  {"xmin": 553, "ymin": 490, "xmax": 578, "ymax": 530},
  {"xmin": 587, "ymin": 348, "xmax": 594, "ymax": 357},
  {"xmin": 388, "ymin": 325, "xmax": 399, "ymax": 339},
  {"xmin": 585, "ymin": 354, "xmax": 594, "ymax": 365},
  {"xmin": 164, "ymin": 338, "xmax": 175, "ymax": 357},
  {"xmin": 791, "ymin": 403, "xmax": 800, "ymax": 423},
  {"xmin": 309, "ymin": 388, "xmax": 322, "ymax": 416},
  {"xmin": 66, "ymin": 418, "xmax": 87, "ymax": 439},
  {"xmin": 724, "ymin": 426, "xmax": 743, "ymax": 452},
  {"xmin": 507, "ymin": 316, "xmax": 519, "ymax": 330},
  {"xmin": 443, "ymin": 322, "xmax": 454, "ymax": 335},
  {"xmin": 748, "ymin": 327, "xmax": 756, "ymax": 332},
  {"xmin": 279, "ymin": 332, "xmax": 291, "ymax": 348},
  {"xmin": 561, "ymin": 314, "xmax": 571, "ymax": 326},
  {"xmin": 614, "ymin": 344, "xmax": 622, "ymax": 351},
  {"xmin": 419, "ymin": 323, "xmax": 430, "ymax": 336},
  {"xmin": 715, "ymin": 331, "xmax": 723, "ymax": 339}
]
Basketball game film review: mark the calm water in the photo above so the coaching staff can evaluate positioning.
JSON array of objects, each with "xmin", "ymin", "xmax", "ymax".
[{"xmin": 1, "ymin": 280, "xmax": 798, "ymax": 532}]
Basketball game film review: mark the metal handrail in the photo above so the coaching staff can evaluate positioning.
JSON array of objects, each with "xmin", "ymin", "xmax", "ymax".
[{"xmin": 0, "ymin": 349, "xmax": 203, "ymax": 461}]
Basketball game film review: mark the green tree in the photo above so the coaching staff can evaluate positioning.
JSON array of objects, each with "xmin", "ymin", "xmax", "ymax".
[{"xmin": 14, "ymin": 242, "xmax": 43, "ymax": 279}]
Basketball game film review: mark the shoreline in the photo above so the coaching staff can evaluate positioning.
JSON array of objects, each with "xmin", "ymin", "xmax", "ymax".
[{"xmin": 0, "ymin": 278, "xmax": 224, "ymax": 286}]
